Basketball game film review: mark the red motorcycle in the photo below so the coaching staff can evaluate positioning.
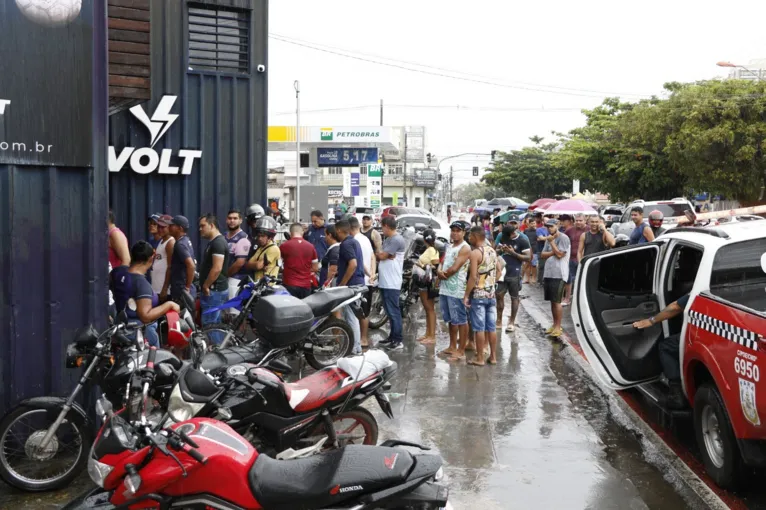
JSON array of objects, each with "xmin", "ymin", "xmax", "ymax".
[{"xmin": 64, "ymin": 396, "xmax": 450, "ymax": 509}]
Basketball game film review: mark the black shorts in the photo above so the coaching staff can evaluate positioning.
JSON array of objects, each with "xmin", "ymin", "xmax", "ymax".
[
  {"xmin": 284, "ymin": 284, "xmax": 312, "ymax": 299},
  {"xmin": 496, "ymin": 276, "xmax": 522, "ymax": 299},
  {"xmin": 360, "ymin": 286, "xmax": 374, "ymax": 317},
  {"xmin": 543, "ymin": 278, "xmax": 565, "ymax": 303}
]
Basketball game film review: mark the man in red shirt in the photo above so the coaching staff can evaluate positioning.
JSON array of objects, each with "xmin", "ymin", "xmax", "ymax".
[
  {"xmin": 280, "ymin": 223, "xmax": 319, "ymax": 298},
  {"xmin": 563, "ymin": 213, "xmax": 587, "ymax": 306}
]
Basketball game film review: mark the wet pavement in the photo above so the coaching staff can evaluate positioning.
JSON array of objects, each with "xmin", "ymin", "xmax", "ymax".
[{"xmin": 0, "ymin": 288, "xmax": 712, "ymax": 509}]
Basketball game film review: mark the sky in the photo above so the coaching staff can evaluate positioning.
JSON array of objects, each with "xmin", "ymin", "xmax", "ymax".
[{"xmin": 267, "ymin": 0, "xmax": 765, "ymax": 184}]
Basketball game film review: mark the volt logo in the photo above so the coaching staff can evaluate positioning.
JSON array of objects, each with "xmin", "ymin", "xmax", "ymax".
[
  {"xmin": 108, "ymin": 95, "xmax": 202, "ymax": 175},
  {"xmin": 0, "ymin": 100, "xmax": 9, "ymax": 114}
]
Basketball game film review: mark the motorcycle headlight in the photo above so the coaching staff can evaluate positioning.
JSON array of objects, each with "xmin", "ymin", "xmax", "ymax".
[
  {"xmin": 167, "ymin": 385, "xmax": 205, "ymax": 423},
  {"xmin": 88, "ymin": 456, "xmax": 114, "ymax": 488}
]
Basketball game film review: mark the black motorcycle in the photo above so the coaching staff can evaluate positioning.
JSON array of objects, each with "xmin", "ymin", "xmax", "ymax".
[{"xmin": 0, "ymin": 317, "xmax": 183, "ymax": 492}]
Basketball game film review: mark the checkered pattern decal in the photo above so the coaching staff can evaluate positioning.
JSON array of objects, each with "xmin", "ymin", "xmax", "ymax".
[{"xmin": 688, "ymin": 310, "xmax": 759, "ymax": 351}]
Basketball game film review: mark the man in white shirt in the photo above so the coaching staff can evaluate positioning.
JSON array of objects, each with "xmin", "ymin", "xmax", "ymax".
[
  {"xmin": 376, "ymin": 216, "xmax": 407, "ymax": 351},
  {"xmin": 348, "ymin": 217, "xmax": 376, "ymax": 347}
]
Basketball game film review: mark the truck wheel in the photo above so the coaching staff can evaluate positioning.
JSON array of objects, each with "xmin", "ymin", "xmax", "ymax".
[{"xmin": 693, "ymin": 383, "xmax": 748, "ymax": 490}]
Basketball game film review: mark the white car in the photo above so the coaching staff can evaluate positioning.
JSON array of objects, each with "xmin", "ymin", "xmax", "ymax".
[
  {"xmin": 393, "ymin": 214, "xmax": 450, "ymax": 243},
  {"xmin": 611, "ymin": 199, "xmax": 694, "ymax": 237},
  {"xmin": 347, "ymin": 206, "xmax": 376, "ymax": 224}
]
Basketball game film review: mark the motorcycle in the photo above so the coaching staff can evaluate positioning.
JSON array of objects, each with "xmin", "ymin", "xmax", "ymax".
[
  {"xmin": 202, "ymin": 276, "xmax": 367, "ymax": 370},
  {"xmin": 369, "ymin": 228, "xmax": 446, "ymax": 330},
  {"xmin": 64, "ymin": 395, "xmax": 451, "ymax": 510},
  {"xmin": 158, "ymin": 348, "xmax": 398, "ymax": 459},
  {"xmin": 0, "ymin": 310, "xmax": 191, "ymax": 492}
]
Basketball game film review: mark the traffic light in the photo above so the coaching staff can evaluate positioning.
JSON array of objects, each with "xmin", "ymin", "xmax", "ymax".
[
  {"xmin": 472, "ymin": 166, "xmax": 479, "ymax": 176},
  {"xmin": 426, "ymin": 153, "xmax": 432, "ymax": 164}
]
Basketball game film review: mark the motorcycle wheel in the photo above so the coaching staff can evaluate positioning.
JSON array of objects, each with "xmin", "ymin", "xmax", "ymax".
[
  {"xmin": 326, "ymin": 408, "xmax": 379, "ymax": 448},
  {"xmin": 304, "ymin": 318, "xmax": 354, "ymax": 370},
  {"xmin": 367, "ymin": 288, "xmax": 389, "ymax": 329},
  {"xmin": 0, "ymin": 404, "xmax": 92, "ymax": 492}
]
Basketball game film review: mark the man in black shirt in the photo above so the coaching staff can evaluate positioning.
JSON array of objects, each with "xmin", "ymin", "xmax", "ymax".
[{"xmin": 198, "ymin": 214, "xmax": 230, "ymax": 345}]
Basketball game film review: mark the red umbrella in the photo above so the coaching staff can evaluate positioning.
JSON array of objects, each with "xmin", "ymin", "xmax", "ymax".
[
  {"xmin": 528, "ymin": 198, "xmax": 556, "ymax": 211},
  {"xmin": 538, "ymin": 199, "xmax": 598, "ymax": 215}
]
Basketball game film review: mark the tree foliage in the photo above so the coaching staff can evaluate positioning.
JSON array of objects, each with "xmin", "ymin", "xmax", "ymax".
[{"xmin": 490, "ymin": 80, "xmax": 766, "ymax": 203}]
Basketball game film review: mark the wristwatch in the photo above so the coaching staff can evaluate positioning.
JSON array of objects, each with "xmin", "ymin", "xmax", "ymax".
[{"xmin": 649, "ymin": 316, "xmax": 656, "ymax": 324}]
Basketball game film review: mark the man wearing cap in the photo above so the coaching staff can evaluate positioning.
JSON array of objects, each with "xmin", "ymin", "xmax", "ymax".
[
  {"xmin": 361, "ymin": 214, "xmax": 382, "ymax": 253},
  {"xmin": 494, "ymin": 215, "xmax": 531, "ymax": 332},
  {"xmin": 148, "ymin": 214, "xmax": 162, "ymax": 249},
  {"xmin": 540, "ymin": 219, "xmax": 570, "ymax": 337},
  {"xmin": 152, "ymin": 215, "xmax": 175, "ymax": 299},
  {"xmin": 168, "ymin": 215, "xmax": 197, "ymax": 300},
  {"xmin": 437, "ymin": 221, "xmax": 472, "ymax": 361}
]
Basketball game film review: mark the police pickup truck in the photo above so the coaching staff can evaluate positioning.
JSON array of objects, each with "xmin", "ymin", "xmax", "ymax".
[{"xmin": 572, "ymin": 221, "xmax": 766, "ymax": 489}]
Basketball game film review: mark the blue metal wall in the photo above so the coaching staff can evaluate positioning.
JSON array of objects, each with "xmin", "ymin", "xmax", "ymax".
[
  {"xmin": 0, "ymin": 3, "xmax": 109, "ymax": 413},
  {"xmin": 109, "ymin": 0, "xmax": 269, "ymax": 257}
]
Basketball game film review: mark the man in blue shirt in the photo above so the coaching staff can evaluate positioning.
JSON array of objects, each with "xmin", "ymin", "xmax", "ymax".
[
  {"xmin": 168, "ymin": 215, "xmax": 196, "ymax": 301},
  {"xmin": 334, "ymin": 220, "xmax": 365, "ymax": 354},
  {"xmin": 305, "ymin": 210, "xmax": 329, "ymax": 268},
  {"xmin": 628, "ymin": 206, "xmax": 656, "ymax": 245},
  {"xmin": 495, "ymin": 218, "xmax": 531, "ymax": 332}
]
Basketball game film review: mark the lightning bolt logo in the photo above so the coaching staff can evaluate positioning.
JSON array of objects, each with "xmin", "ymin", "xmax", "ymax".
[{"xmin": 129, "ymin": 96, "xmax": 179, "ymax": 149}]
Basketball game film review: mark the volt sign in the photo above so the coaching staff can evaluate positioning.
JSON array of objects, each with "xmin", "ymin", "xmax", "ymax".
[{"xmin": 108, "ymin": 96, "xmax": 202, "ymax": 175}]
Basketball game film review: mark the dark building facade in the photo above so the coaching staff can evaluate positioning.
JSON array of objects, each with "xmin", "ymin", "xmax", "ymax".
[{"xmin": 0, "ymin": 0, "xmax": 268, "ymax": 414}]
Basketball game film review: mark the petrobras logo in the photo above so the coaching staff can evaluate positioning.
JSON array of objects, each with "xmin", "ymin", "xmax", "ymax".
[
  {"xmin": 320, "ymin": 127, "xmax": 333, "ymax": 141},
  {"xmin": 336, "ymin": 131, "xmax": 380, "ymax": 138},
  {"xmin": 108, "ymin": 95, "xmax": 202, "ymax": 175}
]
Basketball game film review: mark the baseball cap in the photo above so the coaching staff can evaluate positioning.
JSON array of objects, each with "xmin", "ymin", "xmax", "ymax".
[
  {"xmin": 157, "ymin": 214, "xmax": 172, "ymax": 227},
  {"xmin": 545, "ymin": 218, "xmax": 558, "ymax": 227},
  {"xmin": 450, "ymin": 221, "xmax": 466, "ymax": 230},
  {"xmin": 171, "ymin": 215, "xmax": 190, "ymax": 230},
  {"xmin": 148, "ymin": 213, "xmax": 161, "ymax": 222},
  {"xmin": 507, "ymin": 214, "xmax": 520, "ymax": 223},
  {"xmin": 362, "ymin": 214, "xmax": 372, "ymax": 220}
]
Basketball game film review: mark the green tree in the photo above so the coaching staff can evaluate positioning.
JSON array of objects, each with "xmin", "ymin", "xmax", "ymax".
[{"xmin": 483, "ymin": 137, "xmax": 571, "ymax": 201}]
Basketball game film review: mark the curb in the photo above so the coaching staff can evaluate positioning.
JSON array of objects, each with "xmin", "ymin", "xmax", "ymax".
[{"xmin": 520, "ymin": 295, "xmax": 731, "ymax": 510}]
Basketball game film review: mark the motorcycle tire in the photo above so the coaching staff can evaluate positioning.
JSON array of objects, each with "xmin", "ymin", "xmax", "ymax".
[
  {"xmin": 304, "ymin": 317, "xmax": 354, "ymax": 370},
  {"xmin": 331, "ymin": 408, "xmax": 379, "ymax": 447},
  {"xmin": 202, "ymin": 323, "xmax": 250, "ymax": 348},
  {"xmin": 0, "ymin": 403, "xmax": 93, "ymax": 492},
  {"xmin": 367, "ymin": 289, "xmax": 389, "ymax": 329}
]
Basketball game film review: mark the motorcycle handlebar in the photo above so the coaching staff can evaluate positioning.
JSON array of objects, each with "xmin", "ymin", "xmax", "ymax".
[
  {"xmin": 185, "ymin": 446, "xmax": 208, "ymax": 464},
  {"xmin": 145, "ymin": 346, "xmax": 157, "ymax": 373}
]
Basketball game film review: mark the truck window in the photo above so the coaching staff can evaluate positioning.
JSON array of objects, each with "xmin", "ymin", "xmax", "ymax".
[{"xmin": 710, "ymin": 238, "xmax": 766, "ymax": 313}]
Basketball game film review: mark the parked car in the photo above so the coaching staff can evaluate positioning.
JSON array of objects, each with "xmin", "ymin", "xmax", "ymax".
[
  {"xmin": 347, "ymin": 206, "xmax": 376, "ymax": 224},
  {"xmin": 380, "ymin": 206, "xmax": 419, "ymax": 220},
  {"xmin": 611, "ymin": 199, "xmax": 694, "ymax": 237},
  {"xmin": 572, "ymin": 221, "xmax": 766, "ymax": 490},
  {"xmin": 394, "ymin": 214, "xmax": 450, "ymax": 243},
  {"xmin": 598, "ymin": 204, "xmax": 625, "ymax": 227}
]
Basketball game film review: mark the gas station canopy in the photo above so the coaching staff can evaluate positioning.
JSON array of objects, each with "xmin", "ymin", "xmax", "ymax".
[{"xmin": 268, "ymin": 126, "xmax": 401, "ymax": 153}]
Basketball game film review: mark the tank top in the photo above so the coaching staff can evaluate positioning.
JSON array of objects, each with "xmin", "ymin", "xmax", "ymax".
[
  {"xmin": 108, "ymin": 226, "xmax": 126, "ymax": 268},
  {"xmin": 629, "ymin": 222, "xmax": 650, "ymax": 245},
  {"xmin": 472, "ymin": 245, "xmax": 497, "ymax": 300},
  {"xmin": 362, "ymin": 227, "xmax": 374, "ymax": 246},
  {"xmin": 151, "ymin": 237, "xmax": 171, "ymax": 294},
  {"xmin": 439, "ymin": 241, "xmax": 469, "ymax": 299},
  {"xmin": 582, "ymin": 231, "xmax": 607, "ymax": 257}
]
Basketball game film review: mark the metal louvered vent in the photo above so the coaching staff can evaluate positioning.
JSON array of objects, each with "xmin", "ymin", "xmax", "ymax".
[{"xmin": 188, "ymin": 4, "xmax": 250, "ymax": 74}]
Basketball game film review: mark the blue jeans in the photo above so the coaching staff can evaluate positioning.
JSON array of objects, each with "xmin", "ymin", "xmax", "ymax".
[
  {"xmin": 439, "ymin": 295, "xmax": 468, "ymax": 326},
  {"xmin": 381, "ymin": 288, "xmax": 403, "ymax": 344},
  {"xmin": 127, "ymin": 320, "xmax": 159, "ymax": 348},
  {"xmin": 469, "ymin": 298, "xmax": 497, "ymax": 332},
  {"xmin": 200, "ymin": 289, "xmax": 229, "ymax": 345},
  {"xmin": 342, "ymin": 305, "xmax": 362, "ymax": 354}
]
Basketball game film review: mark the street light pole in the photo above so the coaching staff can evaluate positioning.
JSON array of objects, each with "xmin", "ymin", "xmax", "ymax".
[
  {"xmin": 717, "ymin": 61, "xmax": 763, "ymax": 81},
  {"xmin": 294, "ymin": 80, "xmax": 301, "ymax": 222}
]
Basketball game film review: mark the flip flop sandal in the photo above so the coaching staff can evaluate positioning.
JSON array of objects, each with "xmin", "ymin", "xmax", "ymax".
[
  {"xmin": 448, "ymin": 354, "xmax": 466, "ymax": 362},
  {"xmin": 506, "ymin": 324, "xmax": 515, "ymax": 333},
  {"xmin": 467, "ymin": 360, "xmax": 485, "ymax": 366},
  {"xmin": 549, "ymin": 328, "xmax": 563, "ymax": 338}
]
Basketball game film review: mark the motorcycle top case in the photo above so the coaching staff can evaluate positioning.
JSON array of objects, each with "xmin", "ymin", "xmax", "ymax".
[{"xmin": 252, "ymin": 294, "xmax": 314, "ymax": 347}]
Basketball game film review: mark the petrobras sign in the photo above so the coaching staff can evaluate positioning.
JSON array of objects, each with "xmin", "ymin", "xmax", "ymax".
[
  {"xmin": 108, "ymin": 96, "xmax": 202, "ymax": 175},
  {"xmin": 314, "ymin": 127, "xmax": 389, "ymax": 144}
]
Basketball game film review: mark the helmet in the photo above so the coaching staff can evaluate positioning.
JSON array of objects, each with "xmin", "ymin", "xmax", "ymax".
[
  {"xmin": 253, "ymin": 216, "xmax": 278, "ymax": 237},
  {"xmin": 422, "ymin": 228, "xmax": 436, "ymax": 244},
  {"xmin": 245, "ymin": 204, "xmax": 265, "ymax": 223},
  {"xmin": 165, "ymin": 310, "xmax": 193, "ymax": 348},
  {"xmin": 648, "ymin": 209, "xmax": 664, "ymax": 228}
]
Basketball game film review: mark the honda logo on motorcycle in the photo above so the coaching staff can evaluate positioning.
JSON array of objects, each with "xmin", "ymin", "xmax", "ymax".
[
  {"xmin": 330, "ymin": 484, "xmax": 363, "ymax": 495},
  {"xmin": 108, "ymin": 96, "xmax": 202, "ymax": 175}
]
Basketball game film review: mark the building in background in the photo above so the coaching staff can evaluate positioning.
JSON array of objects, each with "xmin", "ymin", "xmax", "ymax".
[{"xmin": 722, "ymin": 58, "xmax": 766, "ymax": 80}]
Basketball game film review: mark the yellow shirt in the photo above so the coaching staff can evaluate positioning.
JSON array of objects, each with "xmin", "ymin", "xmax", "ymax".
[
  {"xmin": 418, "ymin": 246, "xmax": 440, "ymax": 268},
  {"xmin": 251, "ymin": 242, "xmax": 281, "ymax": 280}
]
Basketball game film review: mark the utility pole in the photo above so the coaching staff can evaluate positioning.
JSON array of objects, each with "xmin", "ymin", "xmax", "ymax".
[
  {"xmin": 403, "ymin": 131, "xmax": 408, "ymax": 206},
  {"xmin": 450, "ymin": 166, "xmax": 454, "ymax": 203},
  {"xmin": 294, "ymin": 80, "xmax": 301, "ymax": 222},
  {"xmin": 380, "ymin": 99, "xmax": 383, "ymax": 126}
]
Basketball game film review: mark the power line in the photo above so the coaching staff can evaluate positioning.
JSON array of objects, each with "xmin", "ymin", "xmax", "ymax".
[
  {"xmin": 270, "ymin": 32, "xmax": 652, "ymax": 98},
  {"xmin": 269, "ymin": 34, "xmax": 651, "ymax": 99}
]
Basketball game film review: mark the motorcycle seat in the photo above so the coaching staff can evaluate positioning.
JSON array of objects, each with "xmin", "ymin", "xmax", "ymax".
[
  {"xmin": 200, "ymin": 345, "xmax": 266, "ymax": 373},
  {"xmin": 249, "ymin": 445, "xmax": 414, "ymax": 509},
  {"xmin": 302, "ymin": 288, "xmax": 357, "ymax": 318}
]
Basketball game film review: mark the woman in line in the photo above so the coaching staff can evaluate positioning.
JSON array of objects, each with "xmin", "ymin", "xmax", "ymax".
[{"xmin": 415, "ymin": 229, "xmax": 441, "ymax": 345}]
